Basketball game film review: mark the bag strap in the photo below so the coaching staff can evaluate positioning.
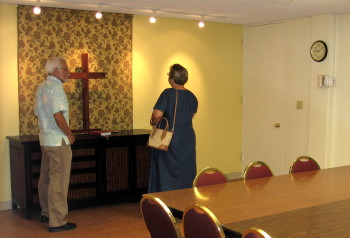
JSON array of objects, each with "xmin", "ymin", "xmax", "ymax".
[{"xmin": 172, "ymin": 89, "xmax": 178, "ymax": 132}]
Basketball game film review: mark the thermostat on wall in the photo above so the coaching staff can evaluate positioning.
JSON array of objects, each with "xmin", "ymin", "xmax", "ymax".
[{"xmin": 317, "ymin": 75, "xmax": 336, "ymax": 88}]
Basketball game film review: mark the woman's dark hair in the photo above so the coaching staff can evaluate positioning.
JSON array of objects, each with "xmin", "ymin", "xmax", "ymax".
[{"xmin": 169, "ymin": 64, "xmax": 188, "ymax": 85}]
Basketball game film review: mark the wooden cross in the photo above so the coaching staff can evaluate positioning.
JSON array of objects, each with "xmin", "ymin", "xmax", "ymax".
[{"xmin": 69, "ymin": 53, "xmax": 106, "ymax": 131}]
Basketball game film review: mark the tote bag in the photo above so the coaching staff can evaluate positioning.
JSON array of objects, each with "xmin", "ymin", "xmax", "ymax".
[
  {"xmin": 147, "ymin": 117, "xmax": 173, "ymax": 151},
  {"xmin": 148, "ymin": 90, "xmax": 178, "ymax": 151}
]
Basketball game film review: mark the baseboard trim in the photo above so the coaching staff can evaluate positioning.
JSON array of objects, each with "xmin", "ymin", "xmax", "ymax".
[
  {"xmin": 226, "ymin": 172, "xmax": 243, "ymax": 181},
  {"xmin": 0, "ymin": 201, "xmax": 12, "ymax": 211}
]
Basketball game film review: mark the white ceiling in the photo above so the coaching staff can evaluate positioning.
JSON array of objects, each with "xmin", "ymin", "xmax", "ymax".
[{"xmin": 2, "ymin": 0, "xmax": 350, "ymax": 25}]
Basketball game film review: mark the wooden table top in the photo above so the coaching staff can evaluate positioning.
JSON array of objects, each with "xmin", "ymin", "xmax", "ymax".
[
  {"xmin": 224, "ymin": 198, "xmax": 350, "ymax": 237},
  {"xmin": 149, "ymin": 165, "xmax": 350, "ymax": 230}
]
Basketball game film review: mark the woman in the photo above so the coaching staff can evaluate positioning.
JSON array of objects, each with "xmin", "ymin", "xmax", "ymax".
[{"xmin": 148, "ymin": 64, "xmax": 198, "ymax": 193}]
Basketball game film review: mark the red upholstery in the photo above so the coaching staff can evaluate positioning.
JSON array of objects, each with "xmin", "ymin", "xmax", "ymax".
[
  {"xmin": 140, "ymin": 195, "xmax": 182, "ymax": 238},
  {"xmin": 183, "ymin": 204, "xmax": 225, "ymax": 238},
  {"xmin": 244, "ymin": 234, "xmax": 260, "ymax": 238},
  {"xmin": 290, "ymin": 156, "xmax": 320, "ymax": 174},
  {"xmin": 244, "ymin": 161, "xmax": 273, "ymax": 180},
  {"xmin": 193, "ymin": 167, "xmax": 228, "ymax": 187},
  {"xmin": 242, "ymin": 228, "xmax": 271, "ymax": 238}
]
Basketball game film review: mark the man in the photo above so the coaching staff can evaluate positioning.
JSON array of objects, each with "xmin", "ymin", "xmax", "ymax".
[{"xmin": 34, "ymin": 56, "xmax": 77, "ymax": 232}]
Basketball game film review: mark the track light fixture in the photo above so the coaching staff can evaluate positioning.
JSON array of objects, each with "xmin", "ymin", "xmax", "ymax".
[
  {"xmin": 95, "ymin": 11, "xmax": 102, "ymax": 19},
  {"xmin": 149, "ymin": 11, "xmax": 157, "ymax": 23},
  {"xmin": 198, "ymin": 16, "xmax": 205, "ymax": 28},
  {"xmin": 33, "ymin": 0, "xmax": 41, "ymax": 15},
  {"xmin": 29, "ymin": 1, "xmax": 222, "ymax": 25},
  {"xmin": 95, "ymin": 5, "xmax": 103, "ymax": 19}
]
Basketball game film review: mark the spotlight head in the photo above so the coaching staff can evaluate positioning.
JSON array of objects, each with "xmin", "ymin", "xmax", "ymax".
[
  {"xmin": 198, "ymin": 21, "xmax": 205, "ymax": 28},
  {"xmin": 95, "ymin": 11, "xmax": 102, "ymax": 19},
  {"xmin": 150, "ymin": 16, "xmax": 156, "ymax": 23},
  {"xmin": 33, "ymin": 6, "xmax": 41, "ymax": 15}
]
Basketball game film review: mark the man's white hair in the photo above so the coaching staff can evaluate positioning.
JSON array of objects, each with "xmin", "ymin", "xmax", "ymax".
[{"xmin": 45, "ymin": 57, "xmax": 65, "ymax": 74}]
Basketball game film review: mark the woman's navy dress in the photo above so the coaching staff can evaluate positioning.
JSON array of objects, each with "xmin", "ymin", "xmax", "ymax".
[{"xmin": 148, "ymin": 88, "xmax": 198, "ymax": 193}]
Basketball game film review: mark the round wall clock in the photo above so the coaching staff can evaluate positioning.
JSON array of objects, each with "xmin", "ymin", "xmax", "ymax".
[{"xmin": 310, "ymin": 40, "xmax": 328, "ymax": 62}]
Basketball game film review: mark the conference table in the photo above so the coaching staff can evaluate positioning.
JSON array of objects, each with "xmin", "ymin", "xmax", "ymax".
[{"xmin": 149, "ymin": 165, "xmax": 350, "ymax": 237}]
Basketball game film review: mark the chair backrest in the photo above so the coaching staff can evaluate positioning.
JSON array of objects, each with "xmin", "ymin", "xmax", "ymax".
[
  {"xmin": 193, "ymin": 167, "xmax": 228, "ymax": 187},
  {"xmin": 244, "ymin": 161, "xmax": 273, "ymax": 180},
  {"xmin": 183, "ymin": 204, "xmax": 225, "ymax": 238},
  {"xmin": 242, "ymin": 228, "xmax": 271, "ymax": 238},
  {"xmin": 140, "ymin": 194, "xmax": 182, "ymax": 238},
  {"xmin": 289, "ymin": 156, "xmax": 320, "ymax": 174}
]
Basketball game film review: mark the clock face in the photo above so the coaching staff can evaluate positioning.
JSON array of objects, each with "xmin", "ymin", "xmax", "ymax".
[{"xmin": 310, "ymin": 40, "xmax": 328, "ymax": 62}]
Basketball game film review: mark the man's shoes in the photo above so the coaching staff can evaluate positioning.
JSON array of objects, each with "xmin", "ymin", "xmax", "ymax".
[
  {"xmin": 49, "ymin": 222, "xmax": 77, "ymax": 232},
  {"xmin": 40, "ymin": 215, "xmax": 49, "ymax": 223}
]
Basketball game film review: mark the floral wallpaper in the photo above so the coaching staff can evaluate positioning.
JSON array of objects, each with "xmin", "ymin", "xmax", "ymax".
[{"xmin": 18, "ymin": 5, "xmax": 133, "ymax": 135}]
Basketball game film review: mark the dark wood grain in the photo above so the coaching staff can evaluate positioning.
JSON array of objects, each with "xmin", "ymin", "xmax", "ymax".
[{"xmin": 6, "ymin": 130, "xmax": 151, "ymax": 219}]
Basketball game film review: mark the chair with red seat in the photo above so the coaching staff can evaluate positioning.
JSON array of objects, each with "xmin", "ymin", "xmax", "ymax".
[
  {"xmin": 183, "ymin": 204, "xmax": 225, "ymax": 238},
  {"xmin": 140, "ymin": 194, "xmax": 183, "ymax": 238},
  {"xmin": 192, "ymin": 167, "xmax": 228, "ymax": 187},
  {"xmin": 289, "ymin": 156, "xmax": 320, "ymax": 174},
  {"xmin": 242, "ymin": 228, "xmax": 271, "ymax": 238},
  {"xmin": 243, "ymin": 161, "xmax": 273, "ymax": 180}
]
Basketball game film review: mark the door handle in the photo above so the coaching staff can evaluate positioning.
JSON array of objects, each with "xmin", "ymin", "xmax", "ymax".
[{"xmin": 275, "ymin": 123, "xmax": 280, "ymax": 128}]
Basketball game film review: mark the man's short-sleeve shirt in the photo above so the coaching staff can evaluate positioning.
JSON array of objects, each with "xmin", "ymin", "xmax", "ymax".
[{"xmin": 34, "ymin": 75, "xmax": 70, "ymax": 146}]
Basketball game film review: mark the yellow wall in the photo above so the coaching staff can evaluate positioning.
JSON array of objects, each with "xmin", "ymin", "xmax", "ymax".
[
  {"xmin": 0, "ymin": 4, "xmax": 19, "ymax": 204},
  {"xmin": 0, "ymin": 5, "xmax": 243, "ymax": 204},
  {"xmin": 133, "ymin": 16, "xmax": 243, "ymax": 174}
]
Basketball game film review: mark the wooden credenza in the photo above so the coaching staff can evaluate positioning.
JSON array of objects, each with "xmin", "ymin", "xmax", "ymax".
[{"xmin": 6, "ymin": 129, "xmax": 151, "ymax": 219}]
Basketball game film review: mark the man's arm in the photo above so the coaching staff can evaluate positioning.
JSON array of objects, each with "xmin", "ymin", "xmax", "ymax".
[{"xmin": 53, "ymin": 111, "xmax": 75, "ymax": 144}]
